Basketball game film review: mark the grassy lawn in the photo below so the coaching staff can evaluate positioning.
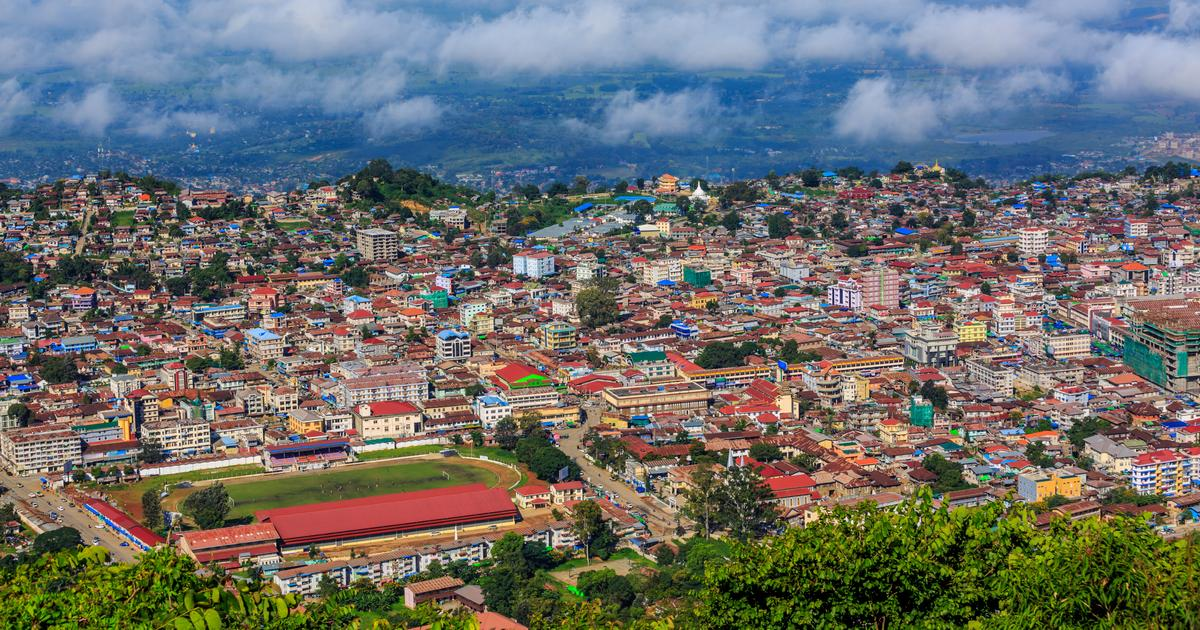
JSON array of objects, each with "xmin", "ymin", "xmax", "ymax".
[
  {"xmin": 553, "ymin": 548, "xmax": 651, "ymax": 573},
  {"xmin": 118, "ymin": 465, "xmax": 266, "ymax": 494},
  {"xmin": 110, "ymin": 210, "xmax": 136, "ymax": 227},
  {"xmin": 277, "ymin": 219, "xmax": 310, "ymax": 232},
  {"xmin": 356, "ymin": 445, "xmax": 518, "ymax": 465},
  {"xmin": 224, "ymin": 461, "xmax": 500, "ymax": 522},
  {"xmin": 354, "ymin": 444, "xmax": 445, "ymax": 461}
]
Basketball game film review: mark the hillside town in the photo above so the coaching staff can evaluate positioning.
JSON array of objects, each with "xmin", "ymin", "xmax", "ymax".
[{"xmin": 2, "ymin": 159, "xmax": 1200, "ymax": 624}]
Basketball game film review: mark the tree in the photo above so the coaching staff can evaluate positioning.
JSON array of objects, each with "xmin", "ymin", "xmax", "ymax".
[
  {"xmin": 721, "ymin": 210, "xmax": 740, "ymax": 233},
  {"xmin": 920, "ymin": 380, "xmax": 949, "ymax": 410},
  {"xmin": 32, "ymin": 527, "xmax": 82, "ymax": 555},
  {"xmin": 572, "ymin": 500, "xmax": 616, "ymax": 560},
  {"xmin": 494, "ymin": 417, "xmax": 519, "ymax": 450},
  {"xmin": 470, "ymin": 430, "xmax": 485, "ymax": 448},
  {"xmin": 577, "ymin": 569, "xmax": 636, "ymax": 608},
  {"xmin": 218, "ymin": 346, "xmax": 244, "ymax": 370},
  {"xmin": 697, "ymin": 494, "xmax": 1200, "ymax": 629},
  {"xmin": 800, "ymin": 169, "xmax": 822, "ymax": 188},
  {"xmin": 142, "ymin": 487, "xmax": 163, "ymax": 530},
  {"xmin": 892, "ymin": 160, "xmax": 915, "ymax": 175},
  {"xmin": 181, "ymin": 482, "xmax": 231, "ymax": 529},
  {"xmin": 1025, "ymin": 441, "xmax": 1055, "ymax": 468},
  {"xmin": 37, "ymin": 355, "xmax": 80, "ymax": 384},
  {"xmin": 980, "ymin": 281, "xmax": 992, "ymax": 295},
  {"xmin": 139, "ymin": 438, "xmax": 165, "ymax": 464},
  {"xmin": 694, "ymin": 341, "xmax": 763, "ymax": 369},
  {"xmin": 1067, "ymin": 416, "xmax": 1110, "ymax": 450},
  {"xmin": 575, "ymin": 287, "xmax": 619, "ymax": 329},
  {"xmin": 962, "ymin": 208, "xmax": 977, "ymax": 227},
  {"xmin": 922, "ymin": 453, "xmax": 972, "ymax": 495},
  {"xmin": 717, "ymin": 465, "xmax": 777, "ymax": 541},
  {"xmin": 767, "ymin": 213, "xmax": 793, "ymax": 239},
  {"xmin": 6, "ymin": 402, "xmax": 32, "ymax": 427},
  {"xmin": 682, "ymin": 464, "xmax": 722, "ymax": 537},
  {"xmin": 748, "ymin": 442, "xmax": 782, "ymax": 462}
]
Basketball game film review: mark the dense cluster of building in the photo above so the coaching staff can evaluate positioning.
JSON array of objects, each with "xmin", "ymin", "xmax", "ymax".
[{"xmin": 3, "ymin": 162, "xmax": 1200, "ymax": 583}]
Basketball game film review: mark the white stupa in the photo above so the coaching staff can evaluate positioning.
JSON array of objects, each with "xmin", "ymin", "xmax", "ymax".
[{"xmin": 689, "ymin": 182, "xmax": 709, "ymax": 202}]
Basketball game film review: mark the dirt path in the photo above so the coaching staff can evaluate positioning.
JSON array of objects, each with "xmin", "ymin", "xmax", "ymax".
[{"xmin": 550, "ymin": 558, "xmax": 637, "ymax": 586}]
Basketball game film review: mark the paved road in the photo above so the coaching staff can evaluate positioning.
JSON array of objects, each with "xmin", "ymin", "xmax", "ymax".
[
  {"xmin": 557, "ymin": 417, "xmax": 681, "ymax": 539},
  {"xmin": 74, "ymin": 207, "xmax": 95, "ymax": 255},
  {"xmin": 0, "ymin": 471, "xmax": 139, "ymax": 563}
]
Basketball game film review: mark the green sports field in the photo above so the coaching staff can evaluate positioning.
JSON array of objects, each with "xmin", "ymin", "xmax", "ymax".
[{"xmin": 222, "ymin": 461, "xmax": 500, "ymax": 522}]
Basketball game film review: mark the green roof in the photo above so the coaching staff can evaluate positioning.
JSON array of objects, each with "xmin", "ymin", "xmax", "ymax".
[
  {"xmin": 629, "ymin": 350, "xmax": 667, "ymax": 364},
  {"xmin": 72, "ymin": 421, "xmax": 118, "ymax": 432}
]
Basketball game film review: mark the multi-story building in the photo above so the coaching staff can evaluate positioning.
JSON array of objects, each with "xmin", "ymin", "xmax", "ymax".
[
  {"xmin": 965, "ymin": 358, "xmax": 1015, "ymax": 394},
  {"xmin": 826, "ymin": 277, "xmax": 861, "ymax": 311},
  {"xmin": 140, "ymin": 416, "xmax": 212, "ymax": 456},
  {"xmin": 338, "ymin": 373, "xmax": 428, "ymax": 406},
  {"xmin": 627, "ymin": 351, "xmax": 676, "ymax": 380},
  {"xmin": 954, "ymin": 318, "xmax": 988, "ymax": 344},
  {"xmin": 1042, "ymin": 332, "xmax": 1091, "ymax": 360},
  {"xmin": 1016, "ymin": 470, "xmax": 1085, "ymax": 502},
  {"xmin": 512, "ymin": 251, "xmax": 555, "ymax": 278},
  {"xmin": 1123, "ymin": 297, "xmax": 1200, "ymax": 393},
  {"xmin": 435, "ymin": 330, "xmax": 472, "ymax": 361},
  {"xmin": 353, "ymin": 401, "xmax": 424, "ymax": 439},
  {"xmin": 537, "ymin": 322, "xmax": 577, "ymax": 351},
  {"xmin": 0, "ymin": 425, "xmax": 83, "ymax": 475},
  {"xmin": 641, "ymin": 259, "xmax": 683, "ymax": 285},
  {"xmin": 1130, "ymin": 449, "xmax": 1200, "ymax": 497},
  {"xmin": 458, "ymin": 300, "xmax": 489, "ymax": 328},
  {"xmin": 902, "ymin": 327, "xmax": 959, "ymax": 367},
  {"xmin": 356, "ymin": 228, "xmax": 399, "ymax": 261},
  {"xmin": 246, "ymin": 328, "xmax": 285, "ymax": 363},
  {"xmin": 601, "ymin": 381, "xmax": 710, "ymax": 418},
  {"xmin": 859, "ymin": 266, "xmax": 901, "ymax": 310},
  {"xmin": 1018, "ymin": 227, "xmax": 1049, "ymax": 257},
  {"xmin": 473, "ymin": 396, "xmax": 513, "ymax": 429}
]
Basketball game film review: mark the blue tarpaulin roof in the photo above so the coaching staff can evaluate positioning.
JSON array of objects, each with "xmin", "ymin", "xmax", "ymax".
[
  {"xmin": 895, "ymin": 227, "xmax": 916, "ymax": 235},
  {"xmin": 574, "ymin": 202, "xmax": 593, "ymax": 212}
]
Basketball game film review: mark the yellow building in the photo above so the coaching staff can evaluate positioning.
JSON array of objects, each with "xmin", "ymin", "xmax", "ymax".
[
  {"xmin": 537, "ymin": 322, "xmax": 577, "ymax": 351},
  {"xmin": 1017, "ymin": 471, "xmax": 1083, "ymax": 502},
  {"xmin": 287, "ymin": 412, "xmax": 323, "ymax": 435},
  {"xmin": 954, "ymin": 318, "xmax": 987, "ymax": 344},
  {"xmin": 690, "ymin": 291, "xmax": 720, "ymax": 309}
]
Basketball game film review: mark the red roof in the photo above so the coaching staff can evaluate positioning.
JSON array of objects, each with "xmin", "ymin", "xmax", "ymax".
[
  {"xmin": 83, "ymin": 499, "xmax": 164, "ymax": 548},
  {"xmin": 179, "ymin": 523, "xmax": 279, "ymax": 551},
  {"xmin": 256, "ymin": 484, "xmax": 517, "ymax": 547},
  {"xmin": 361, "ymin": 400, "xmax": 421, "ymax": 416}
]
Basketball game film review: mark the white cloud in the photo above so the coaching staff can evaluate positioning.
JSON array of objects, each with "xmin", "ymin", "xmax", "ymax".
[
  {"xmin": 901, "ymin": 5, "xmax": 1109, "ymax": 68},
  {"xmin": 131, "ymin": 110, "xmax": 237, "ymax": 138},
  {"xmin": 834, "ymin": 76, "xmax": 1012, "ymax": 143},
  {"xmin": 53, "ymin": 84, "xmax": 123, "ymax": 136},
  {"xmin": 568, "ymin": 88, "xmax": 723, "ymax": 144},
  {"xmin": 1099, "ymin": 34, "xmax": 1200, "ymax": 102},
  {"xmin": 790, "ymin": 20, "xmax": 889, "ymax": 62},
  {"xmin": 0, "ymin": 79, "xmax": 32, "ymax": 134},
  {"xmin": 1168, "ymin": 0, "xmax": 1200, "ymax": 32},
  {"xmin": 364, "ymin": 97, "xmax": 442, "ymax": 137},
  {"xmin": 437, "ymin": 2, "xmax": 770, "ymax": 74}
]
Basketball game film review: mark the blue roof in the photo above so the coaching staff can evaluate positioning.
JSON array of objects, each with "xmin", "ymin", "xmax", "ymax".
[
  {"xmin": 246, "ymin": 328, "xmax": 281, "ymax": 341},
  {"xmin": 615, "ymin": 195, "xmax": 656, "ymax": 202},
  {"xmin": 895, "ymin": 227, "xmax": 916, "ymax": 235},
  {"xmin": 574, "ymin": 202, "xmax": 594, "ymax": 212},
  {"xmin": 436, "ymin": 329, "xmax": 470, "ymax": 340},
  {"xmin": 657, "ymin": 279, "xmax": 677, "ymax": 286}
]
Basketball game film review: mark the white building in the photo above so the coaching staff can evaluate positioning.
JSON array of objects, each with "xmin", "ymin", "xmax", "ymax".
[
  {"xmin": 513, "ymin": 251, "xmax": 556, "ymax": 278},
  {"xmin": 1018, "ymin": 227, "xmax": 1049, "ymax": 258},
  {"xmin": 0, "ymin": 426, "xmax": 83, "ymax": 476},
  {"xmin": 435, "ymin": 330, "xmax": 472, "ymax": 361}
]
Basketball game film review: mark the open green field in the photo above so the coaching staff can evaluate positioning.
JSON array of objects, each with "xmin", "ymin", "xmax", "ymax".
[
  {"xmin": 111, "ymin": 210, "xmax": 137, "ymax": 227},
  {"xmin": 223, "ymin": 460, "xmax": 500, "ymax": 522}
]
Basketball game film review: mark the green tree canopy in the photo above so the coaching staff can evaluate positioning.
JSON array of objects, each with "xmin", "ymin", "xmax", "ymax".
[{"xmin": 181, "ymin": 482, "xmax": 231, "ymax": 529}]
